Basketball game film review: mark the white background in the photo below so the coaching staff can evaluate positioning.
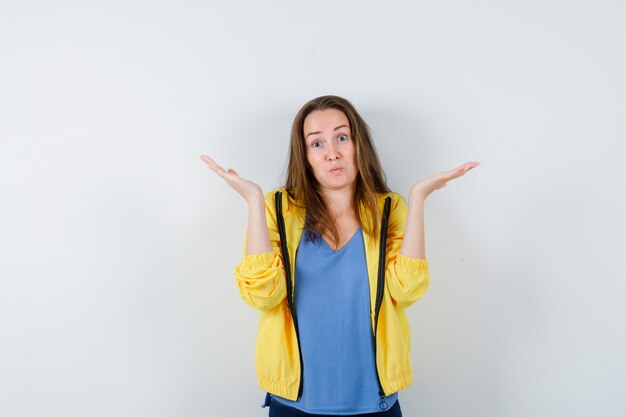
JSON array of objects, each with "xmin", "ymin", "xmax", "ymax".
[{"xmin": 1, "ymin": 1, "xmax": 625, "ymax": 416}]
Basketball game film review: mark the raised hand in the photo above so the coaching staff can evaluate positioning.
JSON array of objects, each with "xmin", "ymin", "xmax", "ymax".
[
  {"xmin": 200, "ymin": 155, "xmax": 263, "ymax": 202},
  {"xmin": 410, "ymin": 161, "xmax": 480, "ymax": 200},
  {"xmin": 399, "ymin": 161, "xmax": 480, "ymax": 259}
]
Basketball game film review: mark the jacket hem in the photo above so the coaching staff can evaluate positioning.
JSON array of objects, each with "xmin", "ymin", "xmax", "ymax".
[
  {"xmin": 383, "ymin": 373, "xmax": 413, "ymax": 395},
  {"xmin": 259, "ymin": 378, "xmax": 299, "ymax": 402}
]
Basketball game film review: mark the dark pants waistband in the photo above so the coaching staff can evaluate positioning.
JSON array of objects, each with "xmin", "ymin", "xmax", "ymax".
[{"xmin": 268, "ymin": 397, "xmax": 403, "ymax": 417}]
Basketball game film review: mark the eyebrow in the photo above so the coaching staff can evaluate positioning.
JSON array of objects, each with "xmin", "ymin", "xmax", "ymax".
[{"xmin": 304, "ymin": 124, "xmax": 350, "ymax": 140}]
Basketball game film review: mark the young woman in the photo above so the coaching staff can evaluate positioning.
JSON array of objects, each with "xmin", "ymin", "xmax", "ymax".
[{"xmin": 201, "ymin": 95, "xmax": 479, "ymax": 417}]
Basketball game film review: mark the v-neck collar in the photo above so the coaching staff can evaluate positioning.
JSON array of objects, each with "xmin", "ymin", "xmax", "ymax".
[{"xmin": 320, "ymin": 226, "xmax": 362, "ymax": 253}]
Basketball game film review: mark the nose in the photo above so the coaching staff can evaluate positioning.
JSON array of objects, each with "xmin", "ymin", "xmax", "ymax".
[{"xmin": 327, "ymin": 143, "xmax": 340, "ymax": 161}]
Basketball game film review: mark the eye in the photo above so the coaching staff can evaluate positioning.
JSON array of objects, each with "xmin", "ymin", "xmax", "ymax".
[
  {"xmin": 337, "ymin": 134, "xmax": 348, "ymax": 142},
  {"xmin": 311, "ymin": 140, "xmax": 322, "ymax": 148}
]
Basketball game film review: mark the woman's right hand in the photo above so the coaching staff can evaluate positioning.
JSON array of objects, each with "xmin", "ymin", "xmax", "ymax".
[{"xmin": 200, "ymin": 155, "xmax": 263, "ymax": 202}]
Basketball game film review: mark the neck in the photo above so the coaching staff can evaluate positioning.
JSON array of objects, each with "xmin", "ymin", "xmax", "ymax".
[{"xmin": 321, "ymin": 185, "xmax": 355, "ymax": 218}]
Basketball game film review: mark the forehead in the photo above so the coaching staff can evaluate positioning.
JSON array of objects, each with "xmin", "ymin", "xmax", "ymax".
[{"xmin": 303, "ymin": 109, "xmax": 350, "ymax": 136}]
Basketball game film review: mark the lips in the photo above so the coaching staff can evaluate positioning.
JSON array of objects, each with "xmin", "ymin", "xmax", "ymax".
[{"xmin": 329, "ymin": 167, "xmax": 343, "ymax": 174}]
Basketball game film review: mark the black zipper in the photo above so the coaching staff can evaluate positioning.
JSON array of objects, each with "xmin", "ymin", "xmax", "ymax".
[
  {"xmin": 275, "ymin": 192, "xmax": 391, "ymax": 406},
  {"xmin": 275, "ymin": 191, "xmax": 304, "ymax": 401},
  {"xmin": 372, "ymin": 196, "xmax": 392, "ymax": 410}
]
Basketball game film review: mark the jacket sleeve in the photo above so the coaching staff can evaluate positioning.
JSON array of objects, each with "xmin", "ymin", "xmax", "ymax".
[
  {"xmin": 385, "ymin": 194, "xmax": 431, "ymax": 308},
  {"xmin": 233, "ymin": 192, "xmax": 287, "ymax": 311}
]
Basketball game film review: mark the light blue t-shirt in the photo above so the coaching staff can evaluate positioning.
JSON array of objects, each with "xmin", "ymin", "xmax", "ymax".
[{"xmin": 272, "ymin": 227, "xmax": 398, "ymax": 415}]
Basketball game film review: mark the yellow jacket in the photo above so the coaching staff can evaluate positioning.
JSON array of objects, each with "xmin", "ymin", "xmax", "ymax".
[{"xmin": 234, "ymin": 188, "xmax": 430, "ymax": 401}]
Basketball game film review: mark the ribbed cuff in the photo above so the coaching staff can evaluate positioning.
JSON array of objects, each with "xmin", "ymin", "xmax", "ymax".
[
  {"xmin": 396, "ymin": 254, "xmax": 429, "ymax": 272},
  {"xmin": 241, "ymin": 251, "xmax": 278, "ymax": 267}
]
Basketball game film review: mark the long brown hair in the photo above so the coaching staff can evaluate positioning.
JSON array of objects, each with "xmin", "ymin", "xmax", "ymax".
[{"xmin": 285, "ymin": 95, "xmax": 390, "ymax": 245}]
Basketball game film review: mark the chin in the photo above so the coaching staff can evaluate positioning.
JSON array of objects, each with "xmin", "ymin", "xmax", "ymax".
[{"xmin": 323, "ymin": 180, "xmax": 356, "ymax": 190}]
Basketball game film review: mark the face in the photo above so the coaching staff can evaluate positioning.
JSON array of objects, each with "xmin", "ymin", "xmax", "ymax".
[{"xmin": 303, "ymin": 108, "xmax": 357, "ymax": 194}]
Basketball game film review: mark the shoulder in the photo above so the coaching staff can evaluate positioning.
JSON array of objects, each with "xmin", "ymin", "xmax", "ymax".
[
  {"xmin": 375, "ymin": 190, "xmax": 407, "ymax": 210},
  {"xmin": 263, "ymin": 187, "xmax": 304, "ymax": 216}
]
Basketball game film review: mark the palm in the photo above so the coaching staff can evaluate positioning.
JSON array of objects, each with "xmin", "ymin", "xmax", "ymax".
[
  {"xmin": 411, "ymin": 161, "xmax": 480, "ymax": 198},
  {"xmin": 200, "ymin": 155, "xmax": 263, "ymax": 201}
]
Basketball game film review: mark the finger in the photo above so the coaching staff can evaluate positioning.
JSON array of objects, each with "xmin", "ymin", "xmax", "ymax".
[
  {"xmin": 200, "ymin": 155, "xmax": 214, "ymax": 165},
  {"xmin": 200, "ymin": 155, "xmax": 218, "ymax": 169},
  {"xmin": 201, "ymin": 155, "xmax": 228, "ymax": 174},
  {"xmin": 446, "ymin": 161, "xmax": 479, "ymax": 179},
  {"xmin": 442, "ymin": 168, "xmax": 464, "ymax": 180},
  {"xmin": 228, "ymin": 168, "xmax": 239, "ymax": 176},
  {"xmin": 454, "ymin": 162, "xmax": 477, "ymax": 172}
]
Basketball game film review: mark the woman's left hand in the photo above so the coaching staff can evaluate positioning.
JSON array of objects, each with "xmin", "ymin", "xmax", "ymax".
[{"xmin": 410, "ymin": 161, "xmax": 480, "ymax": 200}]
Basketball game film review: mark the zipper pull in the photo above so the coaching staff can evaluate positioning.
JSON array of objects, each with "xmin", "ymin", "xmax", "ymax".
[{"xmin": 379, "ymin": 394, "xmax": 388, "ymax": 411}]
